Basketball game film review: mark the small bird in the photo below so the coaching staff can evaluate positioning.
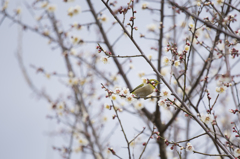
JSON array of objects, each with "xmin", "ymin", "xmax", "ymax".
[{"xmin": 130, "ymin": 79, "xmax": 160, "ymax": 98}]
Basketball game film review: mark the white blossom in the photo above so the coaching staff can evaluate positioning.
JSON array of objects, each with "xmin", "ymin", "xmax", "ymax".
[
  {"xmin": 72, "ymin": 22, "xmax": 83, "ymax": 30},
  {"xmin": 234, "ymin": 148, "xmax": 240, "ymax": 157},
  {"xmin": 105, "ymin": 103, "xmax": 111, "ymax": 110},
  {"xmin": 57, "ymin": 102, "xmax": 65, "ymax": 110},
  {"xmin": 70, "ymin": 48, "xmax": 77, "ymax": 55},
  {"xmin": 161, "ymin": 68, "xmax": 168, "ymax": 76},
  {"xmin": 78, "ymin": 137, "xmax": 89, "ymax": 146},
  {"xmin": 138, "ymin": 71, "xmax": 145, "ymax": 78},
  {"xmin": 111, "ymin": 75, "xmax": 118, "ymax": 82},
  {"xmin": 68, "ymin": 77, "xmax": 78, "ymax": 86},
  {"xmin": 68, "ymin": 5, "xmax": 81, "ymax": 17},
  {"xmin": 73, "ymin": 5, "xmax": 81, "ymax": 14},
  {"xmin": 147, "ymin": 24, "xmax": 157, "ymax": 32},
  {"xmin": 200, "ymin": 114, "xmax": 213, "ymax": 124},
  {"xmin": 47, "ymin": 4, "xmax": 56, "ymax": 12},
  {"xmin": 71, "ymin": 35, "xmax": 81, "ymax": 44},
  {"xmin": 68, "ymin": 71, "xmax": 74, "ymax": 78},
  {"xmin": 161, "ymin": 89, "xmax": 171, "ymax": 99},
  {"xmin": 112, "ymin": 87, "xmax": 120, "ymax": 96},
  {"xmin": 110, "ymin": 94, "xmax": 117, "ymax": 101},
  {"xmin": 100, "ymin": 14, "xmax": 108, "ymax": 22},
  {"xmin": 142, "ymin": 2, "xmax": 149, "ymax": 9},
  {"xmin": 237, "ymin": 29, "xmax": 240, "ymax": 36},
  {"xmin": 121, "ymin": 87, "xmax": 130, "ymax": 96},
  {"xmin": 180, "ymin": 21, "xmax": 186, "ymax": 28},
  {"xmin": 126, "ymin": 94, "xmax": 135, "ymax": 103},
  {"xmin": 162, "ymin": 56, "xmax": 170, "ymax": 66},
  {"xmin": 134, "ymin": 101, "xmax": 144, "ymax": 110},
  {"xmin": 216, "ymin": 86, "xmax": 227, "ymax": 94},
  {"xmin": 102, "ymin": 116, "xmax": 108, "ymax": 122},
  {"xmin": 148, "ymin": 54, "xmax": 153, "ymax": 60},
  {"xmin": 184, "ymin": 45, "xmax": 190, "ymax": 51},
  {"xmin": 215, "ymin": 0, "xmax": 224, "ymax": 6},
  {"xmin": 186, "ymin": 143, "xmax": 194, "ymax": 152},
  {"xmin": 189, "ymin": 23, "xmax": 194, "ymax": 29},
  {"xmin": 67, "ymin": 7, "xmax": 74, "ymax": 17},
  {"xmin": 164, "ymin": 47, "xmax": 169, "ymax": 53},
  {"xmin": 174, "ymin": 60, "xmax": 180, "ymax": 68},
  {"xmin": 100, "ymin": 57, "xmax": 109, "ymax": 64},
  {"xmin": 158, "ymin": 99, "xmax": 167, "ymax": 107}
]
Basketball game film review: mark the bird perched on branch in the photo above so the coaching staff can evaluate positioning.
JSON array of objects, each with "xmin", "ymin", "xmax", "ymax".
[{"xmin": 131, "ymin": 79, "xmax": 160, "ymax": 98}]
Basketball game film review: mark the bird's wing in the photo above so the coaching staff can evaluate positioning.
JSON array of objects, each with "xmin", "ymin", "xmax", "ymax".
[{"xmin": 130, "ymin": 83, "xmax": 144, "ymax": 94}]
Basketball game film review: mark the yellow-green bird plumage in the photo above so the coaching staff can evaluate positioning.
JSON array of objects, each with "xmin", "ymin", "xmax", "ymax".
[{"xmin": 131, "ymin": 79, "xmax": 160, "ymax": 98}]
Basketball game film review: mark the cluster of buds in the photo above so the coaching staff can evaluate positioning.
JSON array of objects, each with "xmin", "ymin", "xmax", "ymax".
[
  {"xmin": 196, "ymin": 41, "xmax": 204, "ymax": 45},
  {"xmin": 151, "ymin": 47, "xmax": 158, "ymax": 51},
  {"xmin": 164, "ymin": 139, "xmax": 169, "ymax": 146},
  {"xmin": 224, "ymin": 39, "xmax": 236, "ymax": 47},
  {"xmin": 224, "ymin": 82, "xmax": 232, "ymax": 87},
  {"xmin": 230, "ymin": 48, "xmax": 239, "ymax": 58},
  {"xmin": 207, "ymin": 91, "xmax": 211, "ymax": 100},
  {"xmin": 71, "ymin": 23, "xmax": 82, "ymax": 30},
  {"xmin": 133, "ymin": 26, "xmax": 138, "ymax": 30},
  {"xmin": 166, "ymin": 43, "xmax": 178, "ymax": 54},
  {"xmin": 236, "ymin": 29, "xmax": 240, "ymax": 36},
  {"xmin": 129, "ymin": 16, "xmax": 136, "ymax": 21},
  {"xmin": 165, "ymin": 42, "xmax": 189, "ymax": 62},
  {"xmin": 106, "ymin": 91, "xmax": 114, "ymax": 98},
  {"xmin": 102, "ymin": 84, "xmax": 137, "ymax": 104},
  {"xmin": 96, "ymin": 45, "xmax": 102, "ymax": 53},
  {"xmin": 222, "ymin": 14, "xmax": 237, "ymax": 25},
  {"xmin": 165, "ymin": 43, "xmax": 186, "ymax": 62},
  {"xmin": 109, "ymin": 1, "xmax": 117, "ymax": 7},
  {"xmin": 229, "ymin": 109, "xmax": 240, "ymax": 114},
  {"xmin": 203, "ymin": 14, "xmax": 217, "ymax": 23},
  {"xmin": 206, "ymin": 108, "xmax": 213, "ymax": 114},
  {"xmin": 170, "ymin": 143, "xmax": 179, "ymax": 150},
  {"xmin": 96, "ymin": 45, "xmax": 112, "ymax": 56},
  {"xmin": 185, "ymin": 114, "xmax": 192, "ymax": 118},
  {"xmin": 154, "ymin": 131, "xmax": 160, "ymax": 136},
  {"xmin": 115, "ymin": 4, "xmax": 132, "ymax": 14},
  {"xmin": 203, "ymin": 16, "xmax": 209, "ymax": 21},
  {"xmin": 201, "ymin": 76, "xmax": 209, "ymax": 83},
  {"xmin": 101, "ymin": 84, "xmax": 113, "ymax": 98},
  {"xmin": 171, "ymin": 6, "xmax": 180, "ymax": 14},
  {"xmin": 232, "ymin": 126, "xmax": 240, "ymax": 137},
  {"xmin": 184, "ymin": 42, "xmax": 190, "ymax": 51}
]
